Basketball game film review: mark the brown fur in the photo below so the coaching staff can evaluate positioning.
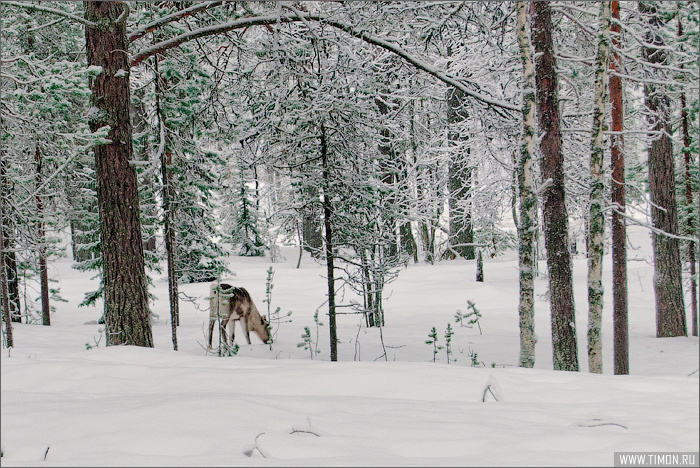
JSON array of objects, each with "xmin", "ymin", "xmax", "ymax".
[{"xmin": 208, "ymin": 283, "xmax": 270, "ymax": 347}]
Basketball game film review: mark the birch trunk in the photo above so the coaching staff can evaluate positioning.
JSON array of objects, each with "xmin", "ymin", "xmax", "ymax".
[
  {"xmin": 515, "ymin": 0, "xmax": 537, "ymax": 368},
  {"xmin": 587, "ymin": 0, "xmax": 610, "ymax": 374}
]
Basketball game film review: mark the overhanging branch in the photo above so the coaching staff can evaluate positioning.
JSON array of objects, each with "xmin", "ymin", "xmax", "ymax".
[{"xmin": 131, "ymin": 11, "xmax": 521, "ymax": 112}]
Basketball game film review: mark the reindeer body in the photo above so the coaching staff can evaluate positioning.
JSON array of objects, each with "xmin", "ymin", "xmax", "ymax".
[{"xmin": 208, "ymin": 283, "xmax": 270, "ymax": 348}]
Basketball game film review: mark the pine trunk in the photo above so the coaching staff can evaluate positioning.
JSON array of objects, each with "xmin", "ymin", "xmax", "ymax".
[
  {"xmin": 678, "ymin": 18, "xmax": 698, "ymax": 337},
  {"xmin": 640, "ymin": 1, "xmax": 687, "ymax": 338},
  {"xmin": 155, "ymin": 57, "xmax": 179, "ymax": 349},
  {"xmin": 0, "ymin": 161, "xmax": 13, "ymax": 346},
  {"xmin": 447, "ymin": 86, "xmax": 475, "ymax": 260},
  {"xmin": 84, "ymin": 2, "xmax": 153, "ymax": 347},
  {"xmin": 531, "ymin": 1, "xmax": 579, "ymax": 371},
  {"xmin": 321, "ymin": 124, "xmax": 338, "ymax": 361},
  {"xmin": 516, "ymin": 0, "xmax": 537, "ymax": 369},
  {"xmin": 587, "ymin": 0, "xmax": 610, "ymax": 374},
  {"xmin": 610, "ymin": 0, "xmax": 629, "ymax": 374},
  {"xmin": 35, "ymin": 145, "xmax": 50, "ymax": 326}
]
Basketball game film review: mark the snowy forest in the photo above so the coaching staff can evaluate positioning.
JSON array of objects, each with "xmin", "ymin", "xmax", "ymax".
[{"xmin": 1, "ymin": 2, "xmax": 699, "ymax": 466}]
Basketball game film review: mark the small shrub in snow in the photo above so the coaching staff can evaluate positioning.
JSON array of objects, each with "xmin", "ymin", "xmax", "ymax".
[
  {"xmin": 455, "ymin": 299, "xmax": 482, "ymax": 334},
  {"xmin": 297, "ymin": 311, "xmax": 322, "ymax": 359},
  {"xmin": 444, "ymin": 323, "xmax": 454, "ymax": 364},
  {"xmin": 425, "ymin": 327, "xmax": 443, "ymax": 362}
]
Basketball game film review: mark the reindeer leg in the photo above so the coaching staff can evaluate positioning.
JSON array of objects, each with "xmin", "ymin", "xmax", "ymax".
[
  {"xmin": 244, "ymin": 318, "xmax": 252, "ymax": 345},
  {"xmin": 220, "ymin": 318, "xmax": 230, "ymax": 346},
  {"xmin": 230, "ymin": 319, "xmax": 236, "ymax": 345},
  {"xmin": 208, "ymin": 316, "xmax": 215, "ymax": 348}
]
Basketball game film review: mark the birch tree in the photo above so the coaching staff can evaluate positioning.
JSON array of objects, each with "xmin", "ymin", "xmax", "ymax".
[
  {"xmin": 515, "ymin": 0, "xmax": 537, "ymax": 369},
  {"xmin": 587, "ymin": 1, "xmax": 611, "ymax": 374}
]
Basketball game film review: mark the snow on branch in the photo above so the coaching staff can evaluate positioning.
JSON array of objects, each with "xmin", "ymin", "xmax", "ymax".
[
  {"xmin": 128, "ymin": 1, "xmax": 224, "ymax": 43},
  {"xmin": 2, "ymin": 1, "xmax": 98, "ymax": 29},
  {"xmin": 130, "ymin": 11, "xmax": 521, "ymax": 112}
]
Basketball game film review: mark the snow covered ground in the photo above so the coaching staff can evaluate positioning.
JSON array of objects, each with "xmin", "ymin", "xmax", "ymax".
[{"xmin": 1, "ymin": 222, "xmax": 698, "ymax": 466}]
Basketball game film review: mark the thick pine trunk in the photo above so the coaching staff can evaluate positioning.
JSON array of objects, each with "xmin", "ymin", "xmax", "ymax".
[
  {"xmin": 531, "ymin": 1, "xmax": 579, "ymax": 371},
  {"xmin": 610, "ymin": 0, "xmax": 629, "ymax": 374},
  {"xmin": 516, "ymin": 0, "xmax": 537, "ymax": 369},
  {"xmin": 640, "ymin": 1, "xmax": 687, "ymax": 338},
  {"xmin": 84, "ymin": 1, "xmax": 153, "ymax": 347},
  {"xmin": 678, "ymin": 18, "xmax": 698, "ymax": 337},
  {"xmin": 587, "ymin": 1, "xmax": 610, "ymax": 374}
]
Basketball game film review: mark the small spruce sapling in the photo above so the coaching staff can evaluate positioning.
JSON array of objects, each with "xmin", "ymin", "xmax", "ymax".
[
  {"xmin": 455, "ymin": 299, "xmax": 482, "ymax": 334},
  {"xmin": 297, "ymin": 311, "xmax": 323, "ymax": 359},
  {"xmin": 444, "ymin": 323, "xmax": 454, "ymax": 364},
  {"xmin": 262, "ymin": 267, "xmax": 293, "ymax": 348},
  {"xmin": 85, "ymin": 328, "xmax": 104, "ymax": 350},
  {"xmin": 426, "ymin": 327, "xmax": 443, "ymax": 362}
]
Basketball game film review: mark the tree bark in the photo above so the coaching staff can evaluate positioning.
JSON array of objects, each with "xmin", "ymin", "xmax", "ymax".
[
  {"xmin": 531, "ymin": 1, "xmax": 579, "ymax": 371},
  {"xmin": 640, "ymin": 1, "xmax": 686, "ymax": 338},
  {"xmin": 85, "ymin": 1, "xmax": 153, "ymax": 347},
  {"xmin": 446, "ymin": 86, "xmax": 475, "ymax": 260},
  {"xmin": 35, "ymin": 145, "xmax": 50, "ymax": 326},
  {"xmin": 678, "ymin": 17, "xmax": 697, "ymax": 337},
  {"xmin": 155, "ymin": 58, "xmax": 179, "ymax": 349},
  {"xmin": 321, "ymin": 124, "xmax": 338, "ymax": 361},
  {"xmin": 516, "ymin": 0, "xmax": 537, "ymax": 369},
  {"xmin": 610, "ymin": 0, "xmax": 629, "ymax": 374},
  {"xmin": 587, "ymin": 0, "xmax": 610, "ymax": 374},
  {"xmin": 1, "ymin": 155, "xmax": 13, "ymax": 347}
]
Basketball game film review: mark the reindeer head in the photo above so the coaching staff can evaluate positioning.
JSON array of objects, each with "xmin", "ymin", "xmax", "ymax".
[{"xmin": 256, "ymin": 315, "xmax": 271, "ymax": 344}]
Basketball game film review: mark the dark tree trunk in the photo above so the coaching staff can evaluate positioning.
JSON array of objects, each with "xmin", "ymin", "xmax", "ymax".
[
  {"xmin": 161, "ymin": 146, "xmax": 179, "ymax": 347},
  {"xmin": 640, "ymin": 1, "xmax": 686, "ymax": 338},
  {"xmin": 678, "ymin": 17, "xmax": 697, "ymax": 337},
  {"xmin": 84, "ymin": 1, "xmax": 153, "ymax": 347},
  {"xmin": 35, "ymin": 145, "xmax": 50, "ymax": 326},
  {"xmin": 375, "ymin": 92, "xmax": 398, "ymax": 258},
  {"xmin": 446, "ymin": 86, "xmax": 475, "ymax": 260},
  {"xmin": 1, "ymin": 152, "xmax": 14, "ymax": 346},
  {"xmin": 132, "ymin": 86, "xmax": 157, "ymax": 253},
  {"xmin": 321, "ymin": 124, "xmax": 337, "ymax": 361},
  {"xmin": 302, "ymin": 186, "xmax": 323, "ymax": 259},
  {"xmin": 154, "ymin": 56, "xmax": 179, "ymax": 349},
  {"xmin": 5, "ymin": 249, "xmax": 20, "ymax": 323},
  {"xmin": 610, "ymin": 0, "xmax": 629, "ymax": 374},
  {"xmin": 476, "ymin": 250, "xmax": 484, "ymax": 282},
  {"xmin": 399, "ymin": 222, "xmax": 418, "ymax": 263},
  {"xmin": 1, "ymin": 223, "xmax": 12, "ymax": 348},
  {"xmin": 531, "ymin": 1, "xmax": 579, "ymax": 371}
]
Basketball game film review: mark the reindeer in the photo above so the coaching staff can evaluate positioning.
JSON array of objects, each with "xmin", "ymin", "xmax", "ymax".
[{"xmin": 208, "ymin": 283, "xmax": 271, "ymax": 348}]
